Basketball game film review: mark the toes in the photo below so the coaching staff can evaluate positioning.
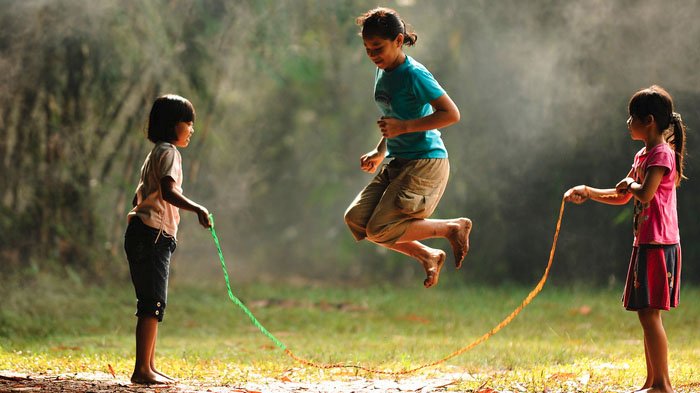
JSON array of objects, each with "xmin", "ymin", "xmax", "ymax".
[
  {"xmin": 423, "ymin": 252, "xmax": 445, "ymax": 288},
  {"xmin": 455, "ymin": 219, "xmax": 472, "ymax": 269},
  {"xmin": 424, "ymin": 269, "xmax": 436, "ymax": 288}
]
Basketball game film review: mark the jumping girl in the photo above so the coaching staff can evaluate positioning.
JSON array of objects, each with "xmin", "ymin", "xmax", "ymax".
[
  {"xmin": 124, "ymin": 94, "xmax": 211, "ymax": 385},
  {"xmin": 344, "ymin": 7, "xmax": 472, "ymax": 288},
  {"xmin": 565, "ymin": 85, "xmax": 686, "ymax": 393}
]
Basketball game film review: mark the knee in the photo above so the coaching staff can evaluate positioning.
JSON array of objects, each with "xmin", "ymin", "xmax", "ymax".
[
  {"xmin": 365, "ymin": 217, "xmax": 390, "ymax": 243},
  {"xmin": 344, "ymin": 207, "xmax": 370, "ymax": 242},
  {"xmin": 344, "ymin": 204, "xmax": 368, "ymax": 229}
]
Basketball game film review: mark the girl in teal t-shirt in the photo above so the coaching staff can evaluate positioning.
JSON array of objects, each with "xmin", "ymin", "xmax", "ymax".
[{"xmin": 344, "ymin": 7, "xmax": 472, "ymax": 288}]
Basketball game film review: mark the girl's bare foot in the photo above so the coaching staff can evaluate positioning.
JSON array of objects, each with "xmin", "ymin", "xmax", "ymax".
[
  {"xmin": 634, "ymin": 384, "xmax": 674, "ymax": 393},
  {"xmin": 637, "ymin": 387, "xmax": 674, "ymax": 393},
  {"xmin": 447, "ymin": 218, "xmax": 472, "ymax": 268},
  {"xmin": 131, "ymin": 370, "xmax": 173, "ymax": 385},
  {"xmin": 422, "ymin": 250, "xmax": 446, "ymax": 288},
  {"xmin": 633, "ymin": 382, "xmax": 652, "ymax": 392}
]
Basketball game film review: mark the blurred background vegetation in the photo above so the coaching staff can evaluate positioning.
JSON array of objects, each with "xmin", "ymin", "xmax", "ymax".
[{"xmin": 1, "ymin": 0, "xmax": 699, "ymax": 287}]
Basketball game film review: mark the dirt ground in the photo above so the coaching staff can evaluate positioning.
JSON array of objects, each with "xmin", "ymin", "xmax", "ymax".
[{"xmin": 0, "ymin": 370, "xmax": 467, "ymax": 393}]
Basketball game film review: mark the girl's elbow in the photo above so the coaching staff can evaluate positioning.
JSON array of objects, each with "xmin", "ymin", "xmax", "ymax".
[
  {"xmin": 447, "ymin": 108, "xmax": 460, "ymax": 125},
  {"xmin": 637, "ymin": 196, "xmax": 654, "ymax": 204},
  {"xmin": 634, "ymin": 192, "xmax": 654, "ymax": 204},
  {"xmin": 161, "ymin": 189, "xmax": 176, "ymax": 203}
]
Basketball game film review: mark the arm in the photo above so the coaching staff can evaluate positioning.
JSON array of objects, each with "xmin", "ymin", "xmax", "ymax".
[
  {"xmin": 378, "ymin": 93, "xmax": 460, "ymax": 138},
  {"xmin": 360, "ymin": 137, "xmax": 387, "ymax": 174},
  {"xmin": 615, "ymin": 166, "xmax": 665, "ymax": 204},
  {"xmin": 160, "ymin": 177, "xmax": 211, "ymax": 228},
  {"xmin": 564, "ymin": 169, "xmax": 635, "ymax": 206}
]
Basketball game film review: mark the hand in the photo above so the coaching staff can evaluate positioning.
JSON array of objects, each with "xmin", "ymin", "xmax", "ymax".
[
  {"xmin": 195, "ymin": 205, "xmax": 212, "ymax": 228},
  {"xmin": 564, "ymin": 185, "xmax": 589, "ymax": 204},
  {"xmin": 615, "ymin": 177, "xmax": 635, "ymax": 194},
  {"xmin": 360, "ymin": 149, "xmax": 384, "ymax": 174},
  {"xmin": 377, "ymin": 117, "xmax": 407, "ymax": 138}
]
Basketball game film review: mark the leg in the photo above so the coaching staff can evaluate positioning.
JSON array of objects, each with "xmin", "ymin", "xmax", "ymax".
[
  {"xmin": 367, "ymin": 158, "xmax": 471, "ymax": 268},
  {"xmin": 636, "ymin": 309, "xmax": 673, "ymax": 393},
  {"xmin": 383, "ymin": 240, "xmax": 446, "ymax": 288},
  {"xmin": 131, "ymin": 316, "xmax": 171, "ymax": 385},
  {"xmin": 344, "ymin": 164, "xmax": 392, "ymax": 242},
  {"xmin": 149, "ymin": 335, "xmax": 176, "ymax": 382},
  {"xmin": 396, "ymin": 218, "xmax": 472, "ymax": 268},
  {"xmin": 636, "ymin": 337, "xmax": 653, "ymax": 391}
]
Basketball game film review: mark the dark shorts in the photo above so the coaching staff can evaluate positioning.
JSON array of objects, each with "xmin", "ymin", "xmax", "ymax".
[
  {"xmin": 124, "ymin": 217, "xmax": 176, "ymax": 322},
  {"xmin": 623, "ymin": 244, "xmax": 681, "ymax": 311}
]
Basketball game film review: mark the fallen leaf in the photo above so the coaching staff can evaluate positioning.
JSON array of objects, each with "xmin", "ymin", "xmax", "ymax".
[
  {"xmin": 569, "ymin": 305, "xmax": 592, "ymax": 315},
  {"xmin": 399, "ymin": 314, "xmax": 431, "ymax": 324},
  {"xmin": 107, "ymin": 364, "xmax": 116, "ymax": 378},
  {"xmin": 50, "ymin": 345, "xmax": 81, "ymax": 351},
  {"xmin": 547, "ymin": 372, "xmax": 577, "ymax": 382}
]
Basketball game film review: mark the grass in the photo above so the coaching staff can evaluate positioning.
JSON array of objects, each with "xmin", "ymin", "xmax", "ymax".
[{"xmin": 1, "ymin": 273, "xmax": 699, "ymax": 392}]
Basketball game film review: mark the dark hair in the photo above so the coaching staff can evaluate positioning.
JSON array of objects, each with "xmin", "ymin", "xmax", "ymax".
[
  {"xmin": 147, "ymin": 94, "xmax": 195, "ymax": 143},
  {"xmin": 356, "ymin": 7, "xmax": 417, "ymax": 46},
  {"xmin": 628, "ymin": 85, "xmax": 687, "ymax": 186}
]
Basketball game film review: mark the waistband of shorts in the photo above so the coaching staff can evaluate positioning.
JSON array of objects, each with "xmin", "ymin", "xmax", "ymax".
[
  {"xmin": 389, "ymin": 157, "xmax": 447, "ymax": 166},
  {"xmin": 127, "ymin": 216, "xmax": 163, "ymax": 238}
]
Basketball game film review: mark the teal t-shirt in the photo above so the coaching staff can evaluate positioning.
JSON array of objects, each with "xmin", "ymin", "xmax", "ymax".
[{"xmin": 374, "ymin": 55, "xmax": 448, "ymax": 159}]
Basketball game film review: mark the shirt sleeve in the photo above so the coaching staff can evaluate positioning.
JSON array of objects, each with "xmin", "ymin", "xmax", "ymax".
[
  {"xmin": 411, "ymin": 67, "xmax": 445, "ymax": 104},
  {"xmin": 156, "ymin": 146, "xmax": 181, "ymax": 183},
  {"xmin": 646, "ymin": 146, "xmax": 674, "ymax": 174}
]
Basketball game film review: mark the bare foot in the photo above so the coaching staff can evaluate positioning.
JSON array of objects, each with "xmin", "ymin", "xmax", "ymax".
[
  {"xmin": 422, "ymin": 250, "xmax": 446, "ymax": 288},
  {"xmin": 131, "ymin": 370, "xmax": 173, "ymax": 385},
  {"xmin": 447, "ymin": 218, "xmax": 472, "ymax": 269},
  {"xmin": 635, "ymin": 386, "xmax": 674, "ymax": 393}
]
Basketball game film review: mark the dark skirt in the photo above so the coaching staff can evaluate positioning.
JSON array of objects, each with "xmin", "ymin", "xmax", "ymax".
[{"xmin": 623, "ymin": 244, "xmax": 681, "ymax": 311}]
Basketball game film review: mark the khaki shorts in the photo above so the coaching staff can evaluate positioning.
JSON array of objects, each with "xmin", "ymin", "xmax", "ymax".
[{"xmin": 344, "ymin": 158, "xmax": 449, "ymax": 245}]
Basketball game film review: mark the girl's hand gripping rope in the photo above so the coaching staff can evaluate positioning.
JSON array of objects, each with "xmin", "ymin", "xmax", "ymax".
[
  {"xmin": 564, "ymin": 185, "xmax": 589, "ymax": 204},
  {"xmin": 615, "ymin": 177, "xmax": 635, "ymax": 194}
]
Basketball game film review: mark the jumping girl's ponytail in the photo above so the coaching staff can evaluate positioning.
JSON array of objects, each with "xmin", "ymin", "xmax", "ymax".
[
  {"xmin": 628, "ymin": 85, "xmax": 687, "ymax": 186},
  {"xmin": 669, "ymin": 111, "xmax": 687, "ymax": 185},
  {"xmin": 356, "ymin": 7, "xmax": 418, "ymax": 46}
]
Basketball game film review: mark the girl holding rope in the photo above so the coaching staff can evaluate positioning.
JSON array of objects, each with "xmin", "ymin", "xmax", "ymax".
[
  {"xmin": 565, "ymin": 85, "xmax": 687, "ymax": 393},
  {"xmin": 125, "ymin": 94, "xmax": 212, "ymax": 385},
  {"xmin": 344, "ymin": 7, "xmax": 471, "ymax": 288}
]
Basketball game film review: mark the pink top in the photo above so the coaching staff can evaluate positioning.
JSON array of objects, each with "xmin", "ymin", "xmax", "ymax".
[
  {"xmin": 128, "ymin": 142, "xmax": 183, "ymax": 239},
  {"xmin": 631, "ymin": 143, "xmax": 680, "ymax": 246}
]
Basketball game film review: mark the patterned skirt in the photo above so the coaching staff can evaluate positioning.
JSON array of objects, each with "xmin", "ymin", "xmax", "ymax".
[{"xmin": 623, "ymin": 244, "xmax": 681, "ymax": 311}]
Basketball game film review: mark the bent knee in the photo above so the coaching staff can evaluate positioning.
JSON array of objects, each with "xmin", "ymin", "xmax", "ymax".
[
  {"xmin": 344, "ymin": 208, "xmax": 369, "ymax": 241},
  {"xmin": 365, "ymin": 219, "xmax": 393, "ymax": 244},
  {"xmin": 344, "ymin": 207, "xmax": 364, "ymax": 228}
]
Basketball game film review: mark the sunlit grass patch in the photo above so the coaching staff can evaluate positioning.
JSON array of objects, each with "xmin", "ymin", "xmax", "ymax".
[{"xmin": 1, "ymin": 276, "xmax": 698, "ymax": 391}]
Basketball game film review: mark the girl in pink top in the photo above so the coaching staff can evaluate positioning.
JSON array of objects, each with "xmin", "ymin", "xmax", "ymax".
[{"xmin": 565, "ymin": 85, "xmax": 687, "ymax": 393}]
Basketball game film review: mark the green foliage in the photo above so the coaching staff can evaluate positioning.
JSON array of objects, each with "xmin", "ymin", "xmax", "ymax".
[{"xmin": 1, "ymin": 1, "xmax": 699, "ymax": 285}]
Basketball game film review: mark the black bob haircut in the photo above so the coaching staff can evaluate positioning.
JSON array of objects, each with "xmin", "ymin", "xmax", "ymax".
[{"xmin": 147, "ymin": 94, "xmax": 195, "ymax": 143}]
